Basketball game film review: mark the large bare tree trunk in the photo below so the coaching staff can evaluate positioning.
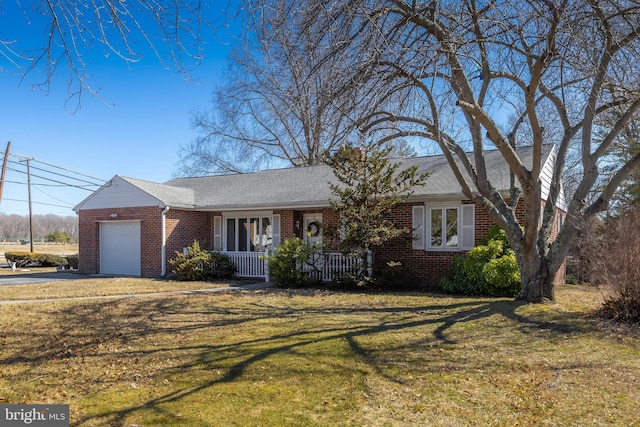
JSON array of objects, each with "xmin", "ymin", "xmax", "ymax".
[{"xmin": 518, "ymin": 251, "xmax": 554, "ymax": 303}]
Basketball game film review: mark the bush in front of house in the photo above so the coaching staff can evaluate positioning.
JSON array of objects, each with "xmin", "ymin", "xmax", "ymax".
[
  {"xmin": 262, "ymin": 237, "xmax": 322, "ymax": 287},
  {"xmin": 169, "ymin": 241, "xmax": 236, "ymax": 281},
  {"xmin": 440, "ymin": 226, "xmax": 520, "ymax": 297}
]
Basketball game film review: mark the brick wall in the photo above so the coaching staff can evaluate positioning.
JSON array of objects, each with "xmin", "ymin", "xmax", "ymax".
[
  {"xmin": 78, "ymin": 207, "xmax": 213, "ymax": 277},
  {"xmin": 79, "ymin": 200, "xmax": 565, "ymax": 284},
  {"xmin": 165, "ymin": 210, "xmax": 213, "ymax": 273},
  {"xmin": 271, "ymin": 201, "xmax": 496, "ymax": 288},
  {"xmin": 274, "ymin": 210, "xmax": 297, "ymax": 241},
  {"xmin": 78, "ymin": 206, "xmax": 163, "ymax": 276},
  {"xmin": 365, "ymin": 201, "xmax": 504, "ymax": 288}
]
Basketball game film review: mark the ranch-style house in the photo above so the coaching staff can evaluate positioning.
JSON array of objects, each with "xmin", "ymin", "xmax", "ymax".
[{"xmin": 73, "ymin": 145, "xmax": 566, "ymax": 286}]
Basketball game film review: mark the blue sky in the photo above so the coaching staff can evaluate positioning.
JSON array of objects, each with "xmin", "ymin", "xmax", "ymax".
[{"xmin": 0, "ymin": 3, "xmax": 234, "ymax": 217}]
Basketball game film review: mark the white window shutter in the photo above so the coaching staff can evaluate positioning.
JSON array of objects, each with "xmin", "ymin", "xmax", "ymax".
[
  {"xmin": 460, "ymin": 204, "xmax": 475, "ymax": 250},
  {"xmin": 213, "ymin": 216, "xmax": 222, "ymax": 251},
  {"xmin": 272, "ymin": 214, "xmax": 281, "ymax": 248},
  {"xmin": 412, "ymin": 205, "xmax": 425, "ymax": 250}
]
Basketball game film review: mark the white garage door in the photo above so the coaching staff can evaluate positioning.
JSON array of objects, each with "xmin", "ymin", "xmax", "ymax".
[{"xmin": 100, "ymin": 221, "xmax": 141, "ymax": 276}]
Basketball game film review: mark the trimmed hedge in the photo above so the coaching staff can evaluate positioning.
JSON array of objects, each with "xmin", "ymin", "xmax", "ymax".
[
  {"xmin": 65, "ymin": 254, "xmax": 79, "ymax": 269},
  {"xmin": 5, "ymin": 252, "xmax": 69, "ymax": 268}
]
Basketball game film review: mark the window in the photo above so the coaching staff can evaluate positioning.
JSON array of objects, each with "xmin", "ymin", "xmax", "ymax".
[
  {"xmin": 412, "ymin": 204, "xmax": 474, "ymax": 251},
  {"xmin": 225, "ymin": 216, "xmax": 272, "ymax": 252},
  {"xmin": 217, "ymin": 213, "xmax": 280, "ymax": 252},
  {"xmin": 430, "ymin": 207, "xmax": 459, "ymax": 249}
]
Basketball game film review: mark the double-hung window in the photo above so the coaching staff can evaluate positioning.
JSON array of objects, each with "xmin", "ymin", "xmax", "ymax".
[
  {"xmin": 430, "ymin": 207, "xmax": 459, "ymax": 248},
  {"xmin": 412, "ymin": 204, "xmax": 474, "ymax": 251}
]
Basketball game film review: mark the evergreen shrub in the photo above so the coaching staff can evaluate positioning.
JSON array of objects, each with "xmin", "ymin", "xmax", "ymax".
[
  {"xmin": 169, "ymin": 241, "xmax": 236, "ymax": 281},
  {"xmin": 262, "ymin": 237, "xmax": 322, "ymax": 287},
  {"xmin": 440, "ymin": 226, "xmax": 520, "ymax": 297}
]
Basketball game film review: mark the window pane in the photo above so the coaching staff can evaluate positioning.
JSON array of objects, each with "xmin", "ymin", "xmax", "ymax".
[
  {"xmin": 226, "ymin": 219, "xmax": 236, "ymax": 251},
  {"xmin": 238, "ymin": 218, "xmax": 248, "ymax": 251},
  {"xmin": 431, "ymin": 209, "xmax": 442, "ymax": 247},
  {"xmin": 250, "ymin": 218, "xmax": 259, "ymax": 251},
  {"xmin": 262, "ymin": 217, "xmax": 272, "ymax": 251},
  {"xmin": 446, "ymin": 208, "xmax": 458, "ymax": 247}
]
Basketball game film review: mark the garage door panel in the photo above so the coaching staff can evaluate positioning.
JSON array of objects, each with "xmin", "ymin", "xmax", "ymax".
[{"xmin": 100, "ymin": 222, "xmax": 141, "ymax": 276}]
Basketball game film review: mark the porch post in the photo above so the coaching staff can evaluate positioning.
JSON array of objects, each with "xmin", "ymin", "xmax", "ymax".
[
  {"xmin": 367, "ymin": 250, "xmax": 373, "ymax": 277},
  {"xmin": 264, "ymin": 249, "xmax": 270, "ymax": 282}
]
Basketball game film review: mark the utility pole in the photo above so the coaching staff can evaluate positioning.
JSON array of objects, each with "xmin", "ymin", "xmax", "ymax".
[
  {"xmin": 19, "ymin": 157, "xmax": 34, "ymax": 253},
  {"xmin": 0, "ymin": 141, "xmax": 10, "ymax": 204}
]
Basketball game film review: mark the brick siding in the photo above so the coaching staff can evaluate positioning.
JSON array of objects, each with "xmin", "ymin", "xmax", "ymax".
[
  {"xmin": 78, "ymin": 206, "xmax": 162, "ymax": 276},
  {"xmin": 78, "ymin": 207, "xmax": 212, "ymax": 277},
  {"xmin": 79, "ymin": 200, "xmax": 565, "ymax": 285}
]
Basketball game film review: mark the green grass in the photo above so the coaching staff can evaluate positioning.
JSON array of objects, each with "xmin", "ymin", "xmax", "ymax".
[{"xmin": 1, "ymin": 284, "xmax": 639, "ymax": 426}]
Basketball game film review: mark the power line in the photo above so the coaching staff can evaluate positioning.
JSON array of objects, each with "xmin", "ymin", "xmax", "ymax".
[
  {"xmin": 4, "ymin": 153, "xmax": 107, "ymax": 186},
  {"xmin": 27, "ymin": 163, "xmax": 103, "ymax": 186},
  {"xmin": 0, "ymin": 150, "xmax": 106, "ymax": 215},
  {"xmin": 7, "ymin": 165, "xmax": 102, "ymax": 191},
  {"xmin": 31, "ymin": 157, "xmax": 106, "ymax": 183},
  {"xmin": 2, "ymin": 197, "xmax": 75, "ymax": 209},
  {"xmin": 0, "ymin": 179, "xmax": 94, "ymax": 188},
  {"xmin": 9, "ymin": 155, "xmax": 103, "ymax": 191}
]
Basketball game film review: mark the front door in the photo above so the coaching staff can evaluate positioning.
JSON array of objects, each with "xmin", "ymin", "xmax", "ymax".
[{"xmin": 303, "ymin": 213, "xmax": 322, "ymax": 246}]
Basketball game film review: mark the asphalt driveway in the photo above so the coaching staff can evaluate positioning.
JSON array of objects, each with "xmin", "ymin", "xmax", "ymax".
[{"xmin": 0, "ymin": 271, "xmax": 94, "ymax": 286}]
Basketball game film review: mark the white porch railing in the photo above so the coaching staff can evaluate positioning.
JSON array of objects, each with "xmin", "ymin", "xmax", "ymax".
[
  {"xmin": 223, "ymin": 251, "xmax": 267, "ymax": 278},
  {"xmin": 306, "ymin": 252, "xmax": 363, "ymax": 281},
  {"xmin": 221, "ymin": 251, "xmax": 361, "ymax": 282}
]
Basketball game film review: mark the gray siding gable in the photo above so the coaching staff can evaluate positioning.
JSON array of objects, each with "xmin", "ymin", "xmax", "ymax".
[{"xmin": 73, "ymin": 176, "xmax": 195, "ymax": 211}]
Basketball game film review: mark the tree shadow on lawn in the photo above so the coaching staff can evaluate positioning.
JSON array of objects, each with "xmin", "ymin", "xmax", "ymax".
[{"xmin": 0, "ymin": 291, "xmax": 597, "ymax": 426}]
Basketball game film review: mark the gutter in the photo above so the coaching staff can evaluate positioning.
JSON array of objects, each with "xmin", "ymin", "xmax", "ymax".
[{"xmin": 161, "ymin": 206, "xmax": 170, "ymax": 277}]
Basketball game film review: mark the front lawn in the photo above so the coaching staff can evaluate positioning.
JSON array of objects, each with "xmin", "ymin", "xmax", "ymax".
[
  {"xmin": 0, "ymin": 284, "xmax": 638, "ymax": 426},
  {"xmin": 0, "ymin": 275, "xmax": 242, "ymax": 300}
]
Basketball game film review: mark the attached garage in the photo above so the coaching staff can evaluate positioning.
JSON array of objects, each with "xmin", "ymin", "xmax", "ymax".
[{"xmin": 100, "ymin": 221, "xmax": 141, "ymax": 276}]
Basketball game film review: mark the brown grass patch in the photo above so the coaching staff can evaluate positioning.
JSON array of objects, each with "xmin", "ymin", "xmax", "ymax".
[{"xmin": 0, "ymin": 276, "xmax": 245, "ymax": 300}]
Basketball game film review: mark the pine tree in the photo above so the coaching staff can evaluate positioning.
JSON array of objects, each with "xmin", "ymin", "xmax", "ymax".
[{"xmin": 325, "ymin": 144, "xmax": 429, "ymax": 280}]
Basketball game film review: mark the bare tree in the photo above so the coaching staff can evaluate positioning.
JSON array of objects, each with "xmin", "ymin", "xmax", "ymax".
[
  {"xmin": 0, "ymin": 0, "xmax": 209, "ymax": 106},
  {"xmin": 299, "ymin": 0, "xmax": 640, "ymax": 302},
  {"xmin": 602, "ymin": 116, "xmax": 640, "ymax": 210},
  {"xmin": 177, "ymin": 0, "xmax": 371, "ymax": 174},
  {"xmin": 0, "ymin": 213, "xmax": 78, "ymax": 242}
]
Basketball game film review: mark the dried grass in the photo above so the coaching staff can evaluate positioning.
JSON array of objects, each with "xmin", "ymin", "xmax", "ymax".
[{"xmin": 0, "ymin": 284, "xmax": 638, "ymax": 426}]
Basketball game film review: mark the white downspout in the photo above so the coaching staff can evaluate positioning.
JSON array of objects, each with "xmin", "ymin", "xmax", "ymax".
[{"xmin": 161, "ymin": 206, "xmax": 170, "ymax": 277}]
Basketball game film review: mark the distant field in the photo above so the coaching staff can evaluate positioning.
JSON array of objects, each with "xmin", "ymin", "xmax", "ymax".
[{"xmin": 0, "ymin": 243, "xmax": 78, "ymax": 265}]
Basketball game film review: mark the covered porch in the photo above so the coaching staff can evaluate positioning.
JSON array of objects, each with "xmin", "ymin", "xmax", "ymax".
[{"xmin": 222, "ymin": 250, "xmax": 362, "ymax": 282}]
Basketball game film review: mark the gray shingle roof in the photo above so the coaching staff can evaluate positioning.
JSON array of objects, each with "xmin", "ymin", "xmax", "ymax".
[
  {"xmin": 120, "ymin": 176, "xmax": 196, "ymax": 209},
  {"xmin": 156, "ymin": 145, "xmax": 552, "ymax": 210}
]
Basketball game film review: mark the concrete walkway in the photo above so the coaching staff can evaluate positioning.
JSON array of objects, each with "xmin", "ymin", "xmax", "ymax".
[{"xmin": 0, "ymin": 281, "xmax": 273, "ymax": 305}]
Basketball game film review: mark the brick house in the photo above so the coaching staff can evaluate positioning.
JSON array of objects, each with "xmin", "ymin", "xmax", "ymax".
[{"xmin": 74, "ymin": 145, "xmax": 566, "ymax": 286}]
